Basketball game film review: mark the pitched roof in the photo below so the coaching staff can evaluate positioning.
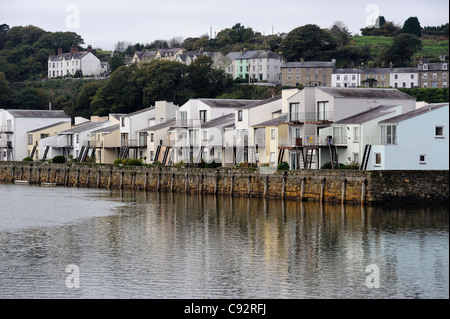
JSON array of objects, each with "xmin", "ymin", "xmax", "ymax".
[
  {"xmin": 140, "ymin": 119, "xmax": 176, "ymax": 132},
  {"xmin": 281, "ymin": 61, "xmax": 336, "ymax": 68},
  {"xmin": 91, "ymin": 124, "xmax": 120, "ymax": 134},
  {"xmin": 317, "ymin": 87, "xmax": 416, "ymax": 100},
  {"xmin": 379, "ymin": 103, "xmax": 448, "ymax": 124},
  {"xmin": 58, "ymin": 121, "xmax": 109, "ymax": 134},
  {"xmin": 124, "ymin": 106, "xmax": 155, "ymax": 117},
  {"xmin": 201, "ymin": 113, "xmax": 235, "ymax": 128},
  {"xmin": 226, "ymin": 50, "xmax": 284, "ymax": 61},
  {"xmin": 6, "ymin": 109, "xmax": 70, "ymax": 119},
  {"xmin": 27, "ymin": 120, "xmax": 71, "ymax": 133},
  {"xmin": 198, "ymin": 99, "xmax": 263, "ymax": 108},
  {"xmin": 48, "ymin": 52, "xmax": 90, "ymax": 62},
  {"xmin": 253, "ymin": 114, "xmax": 287, "ymax": 127},
  {"xmin": 334, "ymin": 105, "xmax": 399, "ymax": 124},
  {"xmin": 237, "ymin": 95, "xmax": 281, "ymax": 109}
]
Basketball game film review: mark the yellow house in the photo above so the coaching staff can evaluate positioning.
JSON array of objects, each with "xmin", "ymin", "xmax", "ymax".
[
  {"xmin": 155, "ymin": 48, "xmax": 184, "ymax": 61},
  {"xmin": 252, "ymin": 114, "xmax": 288, "ymax": 167},
  {"xmin": 91, "ymin": 124, "xmax": 120, "ymax": 164},
  {"xmin": 27, "ymin": 121, "xmax": 71, "ymax": 160}
]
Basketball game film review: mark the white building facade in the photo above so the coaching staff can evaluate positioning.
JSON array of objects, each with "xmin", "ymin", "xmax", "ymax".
[{"xmin": 48, "ymin": 46, "xmax": 102, "ymax": 78}]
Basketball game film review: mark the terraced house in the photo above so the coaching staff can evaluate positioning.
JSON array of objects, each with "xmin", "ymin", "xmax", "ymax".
[
  {"xmin": 417, "ymin": 61, "xmax": 448, "ymax": 88},
  {"xmin": 48, "ymin": 46, "xmax": 102, "ymax": 78}
]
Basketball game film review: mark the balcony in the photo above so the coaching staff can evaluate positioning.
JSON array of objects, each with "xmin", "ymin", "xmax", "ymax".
[
  {"xmin": 364, "ymin": 136, "xmax": 398, "ymax": 146},
  {"xmin": 280, "ymin": 113, "xmax": 305, "ymax": 124},
  {"xmin": 175, "ymin": 119, "xmax": 202, "ymax": 128},
  {"xmin": 278, "ymin": 137, "xmax": 303, "ymax": 149},
  {"xmin": 0, "ymin": 141, "xmax": 13, "ymax": 148},
  {"xmin": 121, "ymin": 139, "xmax": 147, "ymax": 148},
  {"xmin": 0, "ymin": 125, "xmax": 14, "ymax": 133},
  {"xmin": 305, "ymin": 111, "xmax": 333, "ymax": 123}
]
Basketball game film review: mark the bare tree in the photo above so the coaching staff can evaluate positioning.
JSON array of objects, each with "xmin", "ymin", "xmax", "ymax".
[{"xmin": 168, "ymin": 36, "xmax": 184, "ymax": 48}]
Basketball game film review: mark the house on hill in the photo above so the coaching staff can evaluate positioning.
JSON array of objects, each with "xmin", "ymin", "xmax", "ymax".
[{"xmin": 48, "ymin": 46, "xmax": 102, "ymax": 78}]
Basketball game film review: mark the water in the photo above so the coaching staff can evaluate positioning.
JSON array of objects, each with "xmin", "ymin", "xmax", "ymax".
[{"xmin": 0, "ymin": 184, "xmax": 448, "ymax": 299}]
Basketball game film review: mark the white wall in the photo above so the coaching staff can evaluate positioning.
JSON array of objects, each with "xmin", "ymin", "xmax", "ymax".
[
  {"xmin": 80, "ymin": 53, "xmax": 101, "ymax": 76},
  {"xmin": 371, "ymin": 105, "xmax": 449, "ymax": 170}
]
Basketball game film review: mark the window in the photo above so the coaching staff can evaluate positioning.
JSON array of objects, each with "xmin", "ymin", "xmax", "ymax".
[
  {"xmin": 270, "ymin": 152, "xmax": 275, "ymax": 164},
  {"xmin": 435, "ymin": 126, "xmax": 444, "ymax": 137},
  {"xmin": 271, "ymin": 129, "xmax": 275, "ymax": 140},
  {"xmin": 150, "ymin": 133, "xmax": 154, "ymax": 142},
  {"xmin": 419, "ymin": 154, "xmax": 426, "ymax": 164},
  {"xmin": 317, "ymin": 101, "xmax": 329, "ymax": 121},
  {"xmin": 199, "ymin": 110, "xmax": 207, "ymax": 123},
  {"xmin": 375, "ymin": 153, "xmax": 382, "ymax": 166},
  {"xmin": 394, "ymin": 74, "xmax": 398, "ymax": 79},
  {"xmin": 443, "ymin": 73, "xmax": 448, "ymax": 79},
  {"xmin": 381, "ymin": 125, "xmax": 397, "ymax": 145},
  {"xmin": 203, "ymin": 130, "xmax": 208, "ymax": 141},
  {"xmin": 237, "ymin": 110, "xmax": 243, "ymax": 122},
  {"xmin": 289, "ymin": 103, "xmax": 300, "ymax": 122},
  {"xmin": 121, "ymin": 117, "xmax": 125, "ymax": 127},
  {"xmin": 28, "ymin": 134, "xmax": 33, "ymax": 145},
  {"xmin": 353, "ymin": 153, "xmax": 359, "ymax": 164},
  {"xmin": 353, "ymin": 127, "xmax": 360, "ymax": 142},
  {"xmin": 433, "ymin": 73, "xmax": 438, "ymax": 79}
]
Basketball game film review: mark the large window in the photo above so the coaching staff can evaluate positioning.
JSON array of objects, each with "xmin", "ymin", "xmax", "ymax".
[
  {"xmin": 199, "ymin": 110, "xmax": 207, "ymax": 123},
  {"xmin": 381, "ymin": 125, "xmax": 397, "ymax": 145},
  {"xmin": 317, "ymin": 101, "xmax": 329, "ymax": 121},
  {"xmin": 289, "ymin": 103, "xmax": 300, "ymax": 122}
]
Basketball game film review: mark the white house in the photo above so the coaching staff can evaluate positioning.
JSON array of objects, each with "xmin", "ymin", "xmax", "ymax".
[
  {"xmin": 119, "ymin": 101, "xmax": 178, "ymax": 160},
  {"xmin": 0, "ymin": 109, "xmax": 71, "ymax": 161},
  {"xmin": 279, "ymin": 87, "xmax": 417, "ymax": 170},
  {"xmin": 369, "ymin": 103, "xmax": 449, "ymax": 170},
  {"xmin": 332, "ymin": 68, "xmax": 360, "ymax": 88},
  {"xmin": 170, "ymin": 98, "xmax": 262, "ymax": 165},
  {"xmin": 390, "ymin": 68, "xmax": 419, "ymax": 88},
  {"xmin": 48, "ymin": 46, "xmax": 102, "ymax": 78},
  {"xmin": 319, "ymin": 104, "xmax": 404, "ymax": 167},
  {"xmin": 41, "ymin": 120, "xmax": 112, "ymax": 161}
]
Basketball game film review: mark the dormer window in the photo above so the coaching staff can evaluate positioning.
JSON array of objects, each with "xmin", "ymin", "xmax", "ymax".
[
  {"xmin": 443, "ymin": 64, "xmax": 448, "ymax": 70},
  {"xmin": 423, "ymin": 64, "xmax": 428, "ymax": 70}
]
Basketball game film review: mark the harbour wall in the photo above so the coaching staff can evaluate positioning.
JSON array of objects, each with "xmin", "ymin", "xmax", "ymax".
[{"xmin": 0, "ymin": 162, "xmax": 448, "ymax": 205}]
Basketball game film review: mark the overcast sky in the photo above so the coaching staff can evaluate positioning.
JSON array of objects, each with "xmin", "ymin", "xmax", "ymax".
[{"xmin": 1, "ymin": 0, "xmax": 448, "ymax": 51}]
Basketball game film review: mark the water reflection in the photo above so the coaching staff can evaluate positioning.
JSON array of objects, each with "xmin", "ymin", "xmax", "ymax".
[{"xmin": 0, "ymin": 185, "xmax": 448, "ymax": 299}]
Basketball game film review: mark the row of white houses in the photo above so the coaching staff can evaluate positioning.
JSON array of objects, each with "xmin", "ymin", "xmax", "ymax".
[{"xmin": 1, "ymin": 88, "xmax": 448, "ymax": 170}]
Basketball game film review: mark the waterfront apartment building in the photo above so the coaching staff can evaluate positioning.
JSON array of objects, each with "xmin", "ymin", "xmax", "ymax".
[{"xmin": 0, "ymin": 109, "xmax": 71, "ymax": 161}]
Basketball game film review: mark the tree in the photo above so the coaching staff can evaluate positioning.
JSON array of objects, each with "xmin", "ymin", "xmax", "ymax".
[
  {"xmin": 379, "ymin": 33, "xmax": 422, "ymax": 67},
  {"xmin": 401, "ymin": 17, "xmax": 422, "ymax": 37},
  {"xmin": 0, "ymin": 71, "xmax": 15, "ymax": 107},
  {"xmin": 279, "ymin": 24, "xmax": 337, "ymax": 62},
  {"xmin": 74, "ymin": 80, "xmax": 104, "ymax": 118},
  {"xmin": 109, "ymin": 53, "xmax": 125, "ymax": 72}
]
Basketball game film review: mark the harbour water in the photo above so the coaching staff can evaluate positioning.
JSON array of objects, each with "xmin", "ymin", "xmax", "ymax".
[{"xmin": 0, "ymin": 183, "xmax": 448, "ymax": 299}]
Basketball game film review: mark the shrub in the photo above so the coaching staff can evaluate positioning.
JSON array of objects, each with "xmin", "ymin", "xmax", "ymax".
[
  {"xmin": 126, "ymin": 159, "xmax": 143, "ymax": 166},
  {"xmin": 277, "ymin": 161, "xmax": 290, "ymax": 171},
  {"xmin": 205, "ymin": 160, "xmax": 221, "ymax": 169},
  {"xmin": 174, "ymin": 160, "xmax": 185, "ymax": 167},
  {"xmin": 22, "ymin": 156, "xmax": 33, "ymax": 162},
  {"xmin": 114, "ymin": 159, "xmax": 124, "ymax": 165},
  {"xmin": 152, "ymin": 160, "xmax": 162, "ymax": 166},
  {"xmin": 52, "ymin": 155, "xmax": 66, "ymax": 163}
]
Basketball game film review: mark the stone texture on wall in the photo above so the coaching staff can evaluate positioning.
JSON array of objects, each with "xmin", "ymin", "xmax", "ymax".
[{"xmin": 0, "ymin": 162, "xmax": 448, "ymax": 205}]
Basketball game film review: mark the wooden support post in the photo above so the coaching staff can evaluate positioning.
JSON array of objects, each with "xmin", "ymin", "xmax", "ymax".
[
  {"xmin": 361, "ymin": 179, "xmax": 368, "ymax": 205},
  {"xmin": 341, "ymin": 178, "xmax": 347, "ymax": 204},
  {"xmin": 300, "ymin": 177, "xmax": 306, "ymax": 201},
  {"xmin": 247, "ymin": 175, "xmax": 251, "ymax": 196},
  {"xmin": 264, "ymin": 175, "xmax": 269, "ymax": 198},
  {"xmin": 320, "ymin": 178, "xmax": 326, "ymax": 203},
  {"xmin": 230, "ymin": 174, "xmax": 234, "ymax": 196}
]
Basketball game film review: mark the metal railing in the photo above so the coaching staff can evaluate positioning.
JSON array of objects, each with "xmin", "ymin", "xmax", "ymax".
[
  {"xmin": 364, "ymin": 136, "xmax": 398, "ymax": 145},
  {"xmin": 121, "ymin": 139, "xmax": 147, "ymax": 148}
]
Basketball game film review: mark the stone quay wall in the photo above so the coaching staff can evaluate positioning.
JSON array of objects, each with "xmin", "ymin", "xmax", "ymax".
[{"xmin": 0, "ymin": 162, "xmax": 448, "ymax": 205}]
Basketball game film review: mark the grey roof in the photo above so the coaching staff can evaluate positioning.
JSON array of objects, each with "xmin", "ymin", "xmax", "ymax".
[
  {"xmin": 417, "ymin": 62, "xmax": 449, "ymax": 71},
  {"xmin": 333, "ymin": 68, "xmax": 360, "ymax": 74},
  {"xmin": 318, "ymin": 87, "xmax": 416, "ymax": 100},
  {"xmin": 198, "ymin": 98, "xmax": 263, "ymax": 108},
  {"xmin": 237, "ymin": 95, "xmax": 281, "ymax": 109},
  {"xmin": 391, "ymin": 67, "xmax": 417, "ymax": 73},
  {"xmin": 226, "ymin": 50, "xmax": 284, "ymax": 61},
  {"xmin": 124, "ymin": 106, "xmax": 155, "ymax": 117},
  {"xmin": 334, "ymin": 105, "xmax": 399, "ymax": 124},
  {"xmin": 253, "ymin": 114, "xmax": 287, "ymax": 127},
  {"xmin": 27, "ymin": 120, "xmax": 71, "ymax": 133},
  {"xmin": 140, "ymin": 119, "xmax": 176, "ymax": 132},
  {"xmin": 58, "ymin": 121, "xmax": 109, "ymax": 134},
  {"xmin": 48, "ymin": 52, "xmax": 89, "ymax": 62},
  {"xmin": 282, "ymin": 61, "xmax": 335, "ymax": 68},
  {"xmin": 379, "ymin": 103, "xmax": 449, "ymax": 124},
  {"xmin": 6, "ymin": 109, "xmax": 70, "ymax": 119},
  {"xmin": 361, "ymin": 68, "xmax": 391, "ymax": 74},
  {"xmin": 201, "ymin": 113, "xmax": 235, "ymax": 128},
  {"xmin": 91, "ymin": 124, "xmax": 120, "ymax": 134}
]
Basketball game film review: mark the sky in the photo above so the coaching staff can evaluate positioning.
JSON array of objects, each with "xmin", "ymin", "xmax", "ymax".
[{"xmin": 1, "ymin": 0, "xmax": 449, "ymax": 51}]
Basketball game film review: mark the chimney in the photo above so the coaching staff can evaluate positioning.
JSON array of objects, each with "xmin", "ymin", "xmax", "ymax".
[
  {"xmin": 389, "ymin": 61, "xmax": 393, "ymax": 70},
  {"xmin": 70, "ymin": 46, "xmax": 79, "ymax": 54},
  {"xmin": 58, "ymin": 48, "xmax": 63, "ymax": 55},
  {"xmin": 87, "ymin": 45, "xmax": 92, "ymax": 52},
  {"xmin": 300, "ymin": 58, "xmax": 305, "ymax": 63}
]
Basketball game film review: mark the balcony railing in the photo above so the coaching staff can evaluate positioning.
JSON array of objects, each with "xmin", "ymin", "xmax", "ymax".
[
  {"xmin": 121, "ymin": 139, "xmax": 147, "ymax": 148},
  {"xmin": 305, "ymin": 111, "xmax": 333, "ymax": 122},
  {"xmin": 364, "ymin": 136, "xmax": 398, "ymax": 145},
  {"xmin": 175, "ymin": 119, "xmax": 202, "ymax": 127},
  {"xmin": 280, "ymin": 113, "xmax": 305, "ymax": 123},
  {"xmin": 0, "ymin": 141, "xmax": 13, "ymax": 148},
  {"xmin": 0, "ymin": 125, "xmax": 14, "ymax": 133}
]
